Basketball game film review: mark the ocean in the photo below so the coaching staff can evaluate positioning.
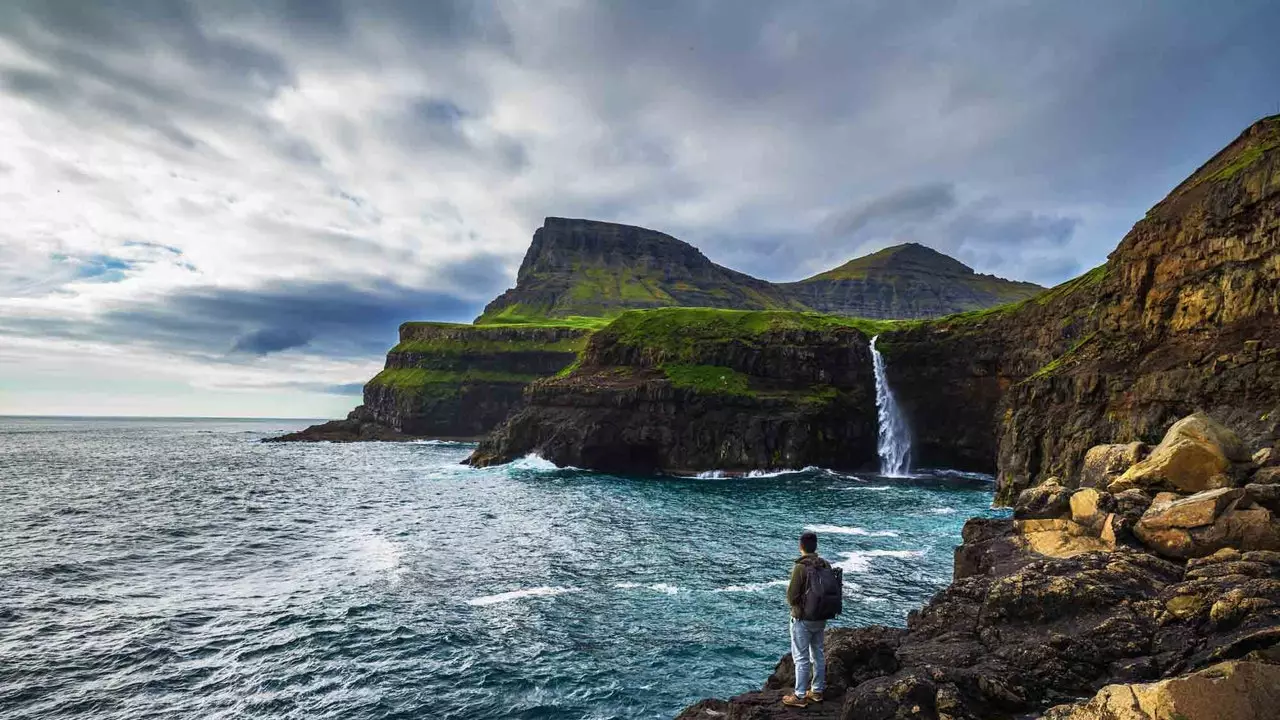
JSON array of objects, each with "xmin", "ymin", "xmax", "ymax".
[{"xmin": 0, "ymin": 417, "xmax": 1004, "ymax": 719}]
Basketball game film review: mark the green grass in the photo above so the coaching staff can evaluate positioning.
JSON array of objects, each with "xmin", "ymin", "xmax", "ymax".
[
  {"xmin": 601, "ymin": 307, "xmax": 910, "ymax": 361},
  {"xmin": 1208, "ymin": 140, "xmax": 1279, "ymax": 183},
  {"xmin": 662, "ymin": 364, "xmax": 753, "ymax": 396},
  {"xmin": 391, "ymin": 334, "xmax": 588, "ymax": 355},
  {"xmin": 1027, "ymin": 331, "xmax": 1098, "ymax": 380},
  {"xmin": 467, "ymin": 308, "xmax": 612, "ymax": 329},
  {"xmin": 367, "ymin": 368, "xmax": 540, "ymax": 390}
]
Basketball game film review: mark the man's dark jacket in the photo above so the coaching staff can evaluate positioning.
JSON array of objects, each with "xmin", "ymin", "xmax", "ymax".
[{"xmin": 787, "ymin": 553, "xmax": 831, "ymax": 619}]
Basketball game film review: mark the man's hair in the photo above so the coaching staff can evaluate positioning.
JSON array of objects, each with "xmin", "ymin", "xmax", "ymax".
[{"xmin": 800, "ymin": 531, "xmax": 818, "ymax": 553}]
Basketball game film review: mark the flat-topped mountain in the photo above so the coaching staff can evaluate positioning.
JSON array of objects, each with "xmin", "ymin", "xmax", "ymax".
[
  {"xmin": 476, "ymin": 217, "xmax": 803, "ymax": 323},
  {"xmin": 781, "ymin": 242, "xmax": 1044, "ymax": 318},
  {"xmin": 478, "ymin": 217, "xmax": 1040, "ymax": 323}
]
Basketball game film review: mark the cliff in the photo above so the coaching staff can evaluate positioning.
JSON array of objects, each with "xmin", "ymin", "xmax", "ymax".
[
  {"xmin": 476, "ymin": 217, "xmax": 804, "ymax": 323},
  {"xmin": 267, "ymin": 322, "xmax": 590, "ymax": 442},
  {"xmin": 467, "ymin": 308, "xmax": 887, "ymax": 473},
  {"xmin": 782, "ymin": 242, "xmax": 1043, "ymax": 319},
  {"xmin": 877, "ymin": 114, "xmax": 1280, "ymax": 504}
]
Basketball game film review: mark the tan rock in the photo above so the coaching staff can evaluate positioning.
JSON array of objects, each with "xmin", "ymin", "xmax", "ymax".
[
  {"xmin": 1137, "ymin": 487, "xmax": 1242, "ymax": 530},
  {"xmin": 1134, "ymin": 525, "xmax": 1194, "ymax": 558},
  {"xmin": 1253, "ymin": 446, "xmax": 1276, "ymax": 467},
  {"xmin": 1111, "ymin": 413, "xmax": 1248, "ymax": 493},
  {"xmin": 1071, "ymin": 488, "xmax": 1105, "ymax": 524},
  {"xmin": 1041, "ymin": 661, "xmax": 1280, "ymax": 719},
  {"xmin": 1015, "ymin": 517, "xmax": 1113, "ymax": 557},
  {"xmin": 1081, "ymin": 442, "xmax": 1148, "ymax": 488}
]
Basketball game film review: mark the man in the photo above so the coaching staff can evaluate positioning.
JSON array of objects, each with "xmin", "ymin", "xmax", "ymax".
[{"xmin": 783, "ymin": 530, "xmax": 832, "ymax": 708}]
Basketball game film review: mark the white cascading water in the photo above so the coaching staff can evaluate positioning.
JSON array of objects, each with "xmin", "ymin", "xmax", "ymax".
[{"xmin": 870, "ymin": 335, "xmax": 912, "ymax": 477}]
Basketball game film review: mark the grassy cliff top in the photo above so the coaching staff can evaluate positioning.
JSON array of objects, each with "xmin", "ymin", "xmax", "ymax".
[{"xmin": 599, "ymin": 307, "xmax": 906, "ymax": 352}]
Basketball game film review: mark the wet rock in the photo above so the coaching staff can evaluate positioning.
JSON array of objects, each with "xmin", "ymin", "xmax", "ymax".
[
  {"xmin": 1082, "ymin": 442, "xmax": 1149, "ymax": 489},
  {"xmin": 1041, "ymin": 661, "xmax": 1280, "ymax": 720},
  {"xmin": 1112, "ymin": 413, "xmax": 1249, "ymax": 494}
]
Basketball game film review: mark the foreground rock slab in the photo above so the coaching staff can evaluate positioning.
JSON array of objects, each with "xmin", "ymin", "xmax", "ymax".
[{"xmin": 1042, "ymin": 661, "xmax": 1280, "ymax": 720}]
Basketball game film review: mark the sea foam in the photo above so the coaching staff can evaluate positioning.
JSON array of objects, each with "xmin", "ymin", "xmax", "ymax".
[
  {"xmin": 834, "ymin": 549, "xmax": 926, "ymax": 573},
  {"xmin": 804, "ymin": 524, "xmax": 899, "ymax": 537},
  {"xmin": 467, "ymin": 586, "xmax": 579, "ymax": 606},
  {"xmin": 714, "ymin": 580, "xmax": 789, "ymax": 592}
]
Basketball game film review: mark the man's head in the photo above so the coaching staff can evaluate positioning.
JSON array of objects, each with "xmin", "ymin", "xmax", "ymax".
[{"xmin": 800, "ymin": 531, "xmax": 818, "ymax": 554}]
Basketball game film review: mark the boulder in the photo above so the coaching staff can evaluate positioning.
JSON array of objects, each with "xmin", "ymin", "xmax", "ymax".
[
  {"xmin": 1015, "ymin": 478, "xmax": 1073, "ymax": 520},
  {"xmin": 1070, "ymin": 487, "xmax": 1116, "ymax": 531},
  {"xmin": 1081, "ymin": 442, "xmax": 1149, "ymax": 488},
  {"xmin": 1112, "ymin": 413, "xmax": 1249, "ymax": 494},
  {"xmin": 1041, "ymin": 661, "xmax": 1280, "ymax": 720},
  {"xmin": 1138, "ymin": 488, "xmax": 1243, "ymax": 531},
  {"xmin": 1135, "ymin": 487, "xmax": 1280, "ymax": 559}
]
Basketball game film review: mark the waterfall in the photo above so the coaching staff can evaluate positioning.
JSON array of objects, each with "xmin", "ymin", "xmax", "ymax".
[{"xmin": 869, "ymin": 335, "xmax": 912, "ymax": 477}]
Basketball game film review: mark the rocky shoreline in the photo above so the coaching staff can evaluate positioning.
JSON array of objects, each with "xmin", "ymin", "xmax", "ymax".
[{"xmin": 676, "ymin": 414, "xmax": 1280, "ymax": 720}]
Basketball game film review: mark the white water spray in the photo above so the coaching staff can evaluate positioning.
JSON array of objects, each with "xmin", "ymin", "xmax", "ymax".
[{"xmin": 870, "ymin": 335, "xmax": 912, "ymax": 477}]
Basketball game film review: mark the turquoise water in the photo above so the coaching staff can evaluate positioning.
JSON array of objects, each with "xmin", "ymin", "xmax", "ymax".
[{"xmin": 0, "ymin": 418, "xmax": 1002, "ymax": 719}]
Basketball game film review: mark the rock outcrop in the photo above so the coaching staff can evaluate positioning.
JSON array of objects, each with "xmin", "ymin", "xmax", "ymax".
[
  {"xmin": 468, "ymin": 309, "xmax": 880, "ymax": 474},
  {"xmin": 1042, "ymin": 661, "xmax": 1280, "ymax": 720},
  {"xmin": 268, "ymin": 322, "xmax": 589, "ymax": 442},
  {"xmin": 781, "ymin": 243, "xmax": 1043, "ymax": 320},
  {"xmin": 677, "ymin": 414, "xmax": 1280, "ymax": 720}
]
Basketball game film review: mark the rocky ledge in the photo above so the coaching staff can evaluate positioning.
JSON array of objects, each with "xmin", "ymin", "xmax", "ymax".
[{"xmin": 678, "ymin": 413, "xmax": 1280, "ymax": 720}]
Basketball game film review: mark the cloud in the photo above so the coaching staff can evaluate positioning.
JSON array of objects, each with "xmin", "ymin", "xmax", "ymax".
[
  {"xmin": 1, "ymin": 0, "xmax": 1278, "ymax": 415},
  {"xmin": 824, "ymin": 183, "xmax": 958, "ymax": 238}
]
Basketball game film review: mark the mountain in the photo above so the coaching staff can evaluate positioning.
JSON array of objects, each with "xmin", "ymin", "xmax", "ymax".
[
  {"xmin": 781, "ymin": 242, "xmax": 1044, "ymax": 318},
  {"xmin": 476, "ymin": 217, "xmax": 804, "ymax": 323},
  {"xmin": 478, "ymin": 217, "xmax": 1040, "ymax": 323}
]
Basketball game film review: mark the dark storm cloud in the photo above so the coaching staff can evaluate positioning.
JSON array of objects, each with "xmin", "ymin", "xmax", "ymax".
[
  {"xmin": 825, "ymin": 184, "xmax": 958, "ymax": 238},
  {"xmin": 0, "ymin": 279, "xmax": 485, "ymax": 361}
]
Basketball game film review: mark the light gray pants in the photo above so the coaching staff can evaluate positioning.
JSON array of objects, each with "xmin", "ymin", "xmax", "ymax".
[{"xmin": 790, "ymin": 617, "xmax": 826, "ymax": 695}]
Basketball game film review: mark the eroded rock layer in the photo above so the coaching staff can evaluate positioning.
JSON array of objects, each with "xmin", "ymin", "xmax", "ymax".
[
  {"xmin": 268, "ymin": 323, "xmax": 589, "ymax": 442},
  {"xmin": 468, "ymin": 309, "xmax": 881, "ymax": 474}
]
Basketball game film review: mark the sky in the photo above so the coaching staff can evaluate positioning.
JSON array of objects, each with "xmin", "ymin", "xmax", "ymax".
[{"xmin": 1, "ymin": 1, "xmax": 1278, "ymax": 418}]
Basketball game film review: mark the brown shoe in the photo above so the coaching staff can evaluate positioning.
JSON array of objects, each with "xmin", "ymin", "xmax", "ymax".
[
  {"xmin": 781, "ymin": 693, "xmax": 808, "ymax": 708},
  {"xmin": 806, "ymin": 691, "xmax": 824, "ymax": 703}
]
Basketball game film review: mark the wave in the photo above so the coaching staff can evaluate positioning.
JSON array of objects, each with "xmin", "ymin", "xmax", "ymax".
[
  {"xmin": 714, "ymin": 580, "xmax": 789, "ymax": 593},
  {"xmin": 409, "ymin": 439, "xmax": 477, "ymax": 447},
  {"xmin": 928, "ymin": 507, "xmax": 957, "ymax": 515},
  {"xmin": 614, "ymin": 582, "xmax": 680, "ymax": 595},
  {"xmin": 505, "ymin": 453, "xmax": 582, "ymax": 472},
  {"xmin": 804, "ymin": 524, "xmax": 899, "ymax": 538},
  {"xmin": 467, "ymin": 586, "xmax": 579, "ymax": 606},
  {"xmin": 834, "ymin": 549, "xmax": 926, "ymax": 573},
  {"xmin": 838, "ymin": 485, "xmax": 892, "ymax": 491}
]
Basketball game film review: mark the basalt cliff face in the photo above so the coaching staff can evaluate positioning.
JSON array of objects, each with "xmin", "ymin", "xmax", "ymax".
[
  {"xmin": 877, "ymin": 115, "xmax": 1280, "ymax": 504},
  {"xmin": 267, "ymin": 323, "xmax": 588, "ymax": 442},
  {"xmin": 467, "ymin": 309, "xmax": 881, "ymax": 474},
  {"xmin": 782, "ymin": 243, "xmax": 1043, "ymax": 320}
]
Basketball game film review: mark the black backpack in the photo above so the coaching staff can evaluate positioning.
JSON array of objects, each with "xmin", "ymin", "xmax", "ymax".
[{"xmin": 802, "ymin": 562, "xmax": 843, "ymax": 621}]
